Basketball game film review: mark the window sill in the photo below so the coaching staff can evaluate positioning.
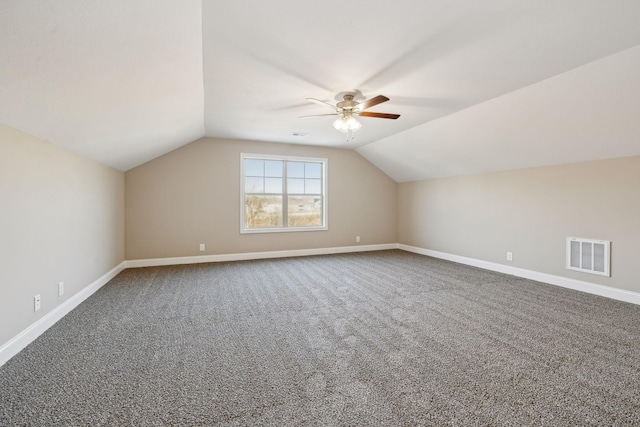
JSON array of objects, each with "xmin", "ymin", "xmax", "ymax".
[{"xmin": 240, "ymin": 226, "xmax": 328, "ymax": 234}]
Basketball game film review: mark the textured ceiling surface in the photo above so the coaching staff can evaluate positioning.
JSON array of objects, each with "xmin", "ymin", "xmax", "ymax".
[
  {"xmin": 2, "ymin": 1, "xmax": 640, "ymax": 179},
  {"xmin": 0, "ymin": 0, "xmax": 204, "ymax": 171}
]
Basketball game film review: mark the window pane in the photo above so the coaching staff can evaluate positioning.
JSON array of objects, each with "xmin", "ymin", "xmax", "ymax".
[
  {"xmin": 245, "ymin": 159, "xmax": 264, "ymax": 177},
  {"xmin": 265, "ymin": 178, "xmax": 282, "ymax": 193},
  {"xmin": 288, "ymin": 178, "xmax": 304, "ymax": 194},
  {"xmin": 264, "ymin": 160, "xmax": 283, "ymax": 177},
  {"xmin": 287, "ymin": 162, "xmax": 305, "ymax": 178},
  {"xmin": 242, "ymin": 154, "xmax": 326, "ymax": 232},
  {"xmin": 288, "ymin": 196, "xmax": 322, "ymax": 227},
  {"xmin": 305, "ymin": 162, "xmax": 322, "ymax": 179},
  {"xmin": 245, "ymin": 195, "xmax": 283, "ymax": 228},
  {"xmin": 305, "ymin": 178, "xmax": 321, "ymax": 194},
  {"xmin": 245, "ymin": 176, "xmax": 263, "ymax": 193}
]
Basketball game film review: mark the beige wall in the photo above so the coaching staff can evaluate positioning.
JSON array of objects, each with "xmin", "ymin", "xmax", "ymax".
[
  {"xmin": 1, "ymin": 127, "xmax": 637, "ymax": 352},
  {"xmin": 0, "ymin": 125, "xmax": 125, "ymax": 346},
  {"xmin": 125, "ymin": 137, "xmax": 397, "ymax": 259},
  {"xmin": 398, "ymin": 156, "xmax": 640, "ymax": 293}
]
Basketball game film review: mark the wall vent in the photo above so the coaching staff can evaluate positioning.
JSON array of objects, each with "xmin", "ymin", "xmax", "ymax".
[{"xmin": 566, "ymin": 237, "xmax": 610, "ymax": 277}]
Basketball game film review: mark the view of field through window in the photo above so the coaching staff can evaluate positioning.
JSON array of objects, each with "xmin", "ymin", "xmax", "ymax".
[{"xmin": 243, "ymin": 157, "xmax": 324, "ymax": 230}]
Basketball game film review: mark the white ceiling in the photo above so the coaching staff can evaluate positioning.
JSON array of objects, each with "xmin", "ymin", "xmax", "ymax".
[
  {"xmin": 0, "ymin": 0, "xmax": 204, "ymax": 171},
  {"xmin": 2, "ymin": 1, "xmax": 640, "ymax": 180}
]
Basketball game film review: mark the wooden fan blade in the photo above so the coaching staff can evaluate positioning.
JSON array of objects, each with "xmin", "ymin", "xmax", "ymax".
[
  {"xmin": 306, "ymin": 98, "xmax": 338, "ymax": 111},
  {"xmin": 358, "ymin": 111, "xmax": 400, "ymax": 119},
  {"xmin": 299, "ymin": 113, "xmax": 339, "ymax": 118},
  {"xmin": 357, "ymin": 95, "xmax": 389, "ymax": 111}
]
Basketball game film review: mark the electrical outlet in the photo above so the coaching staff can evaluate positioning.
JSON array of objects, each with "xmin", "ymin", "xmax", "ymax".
[
  {"xmin": 356, "ymin": 236, "xmax": 361, "ymax": 243},
  {"xmin": 506, "ymin": 252, "xmax": 513, "ymax": 261},
  {"xmin": 199, "ymin": 243, "xmax": 205, "ymax": 251},
  {"xmin": 58, "ymin": 281, "xmax": 64, "ymax": 297},
  {"xmin": 34, "ymin": 294, "xmax": 41, "ymax": 312}
]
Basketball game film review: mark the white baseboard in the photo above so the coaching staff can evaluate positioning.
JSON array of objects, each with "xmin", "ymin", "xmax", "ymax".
[
  {"xmin": 1, "ymin": 244, "xmax": 396, "ymax": 367},
  {"xmin": 125, "ymin": 243, "xmax": 399, "ymax": 268},
  {"xmin": 4, "ymin": 242, "xmax": 635, "ymax": 368},
  {"xmin": 0, "ymin": 261, "xmax": 127, "ymax": 367},
  {"xmin": 399, "ymin": 244, "xmax": 640, "ymax": 306}
]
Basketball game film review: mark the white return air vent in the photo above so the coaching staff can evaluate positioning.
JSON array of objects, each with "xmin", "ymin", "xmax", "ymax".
[{"xmin": 566, "ymin": 237, "xmax": 610, "ymax": 277}]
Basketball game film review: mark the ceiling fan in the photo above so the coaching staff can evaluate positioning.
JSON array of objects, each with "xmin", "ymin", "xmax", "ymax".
[{"xmin": 300, "ymin": 93, "xmax": 400, "ymax": 140}]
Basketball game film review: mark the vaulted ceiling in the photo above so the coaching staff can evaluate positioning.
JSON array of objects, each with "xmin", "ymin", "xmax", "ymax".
[{"xmin": 2, "ymin": 1, "xmax": 640, "ymax": 181}]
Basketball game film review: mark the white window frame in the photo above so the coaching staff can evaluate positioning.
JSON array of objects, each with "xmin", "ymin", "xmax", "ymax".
[{"xmin": 240, "ymin": 153, "xmax": 328, "ymax": 234}]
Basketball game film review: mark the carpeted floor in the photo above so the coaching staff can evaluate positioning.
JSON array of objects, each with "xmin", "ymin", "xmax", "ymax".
[{"xmin": 1, "ymin": 250, "xmax": 639, "ymax": 426}]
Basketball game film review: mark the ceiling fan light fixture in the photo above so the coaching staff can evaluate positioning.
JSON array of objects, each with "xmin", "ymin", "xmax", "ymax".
[
  {"xmin": 305, "ymin": 93, "xmax": 398, "ymax": 141},
  {"xmin": 333, "ymin": 114, "xmax": 361, "ymax": 133}
]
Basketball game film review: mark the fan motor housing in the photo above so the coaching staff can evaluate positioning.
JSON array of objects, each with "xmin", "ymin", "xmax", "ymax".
[{"xmin": 337, "ymin": 95, "xmax": 359, "ymax": 111}]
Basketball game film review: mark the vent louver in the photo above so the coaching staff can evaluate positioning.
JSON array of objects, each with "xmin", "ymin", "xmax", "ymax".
[{"xmin": 566, "ymin": 237, "xmax": 610, "ymax": 277}]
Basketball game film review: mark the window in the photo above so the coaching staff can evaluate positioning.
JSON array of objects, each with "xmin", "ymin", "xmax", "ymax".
[{"xmin": 241, "ymin": 153, "xmax": 327, "ymax": 233}]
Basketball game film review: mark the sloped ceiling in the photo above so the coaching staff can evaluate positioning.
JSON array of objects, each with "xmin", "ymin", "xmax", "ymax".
[
  {"xmin": 2, "ymin": 1, "xmax": 640, "ymax": 180},
  {"xmin": 0, "ymin": 0, "xmax": 204, "ymax": 171}
]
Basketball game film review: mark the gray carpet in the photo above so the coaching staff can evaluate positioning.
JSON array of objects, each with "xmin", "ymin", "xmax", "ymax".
[{"xmin": 1, "ymin": 250, "xmax": 639, "ymax": 426}]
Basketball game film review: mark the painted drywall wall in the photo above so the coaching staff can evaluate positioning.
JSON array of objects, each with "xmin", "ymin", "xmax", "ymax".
[
  {"xmin": 0, "ymin": 125, "xmax": 125, "ymax": 347},
  {"xmin": 398, "ymin": 156, "xmax": 640, "ymax": 293},
  {"xmin": 125, "ymin": 137, "xmax": 397, "ymax": 259}
]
